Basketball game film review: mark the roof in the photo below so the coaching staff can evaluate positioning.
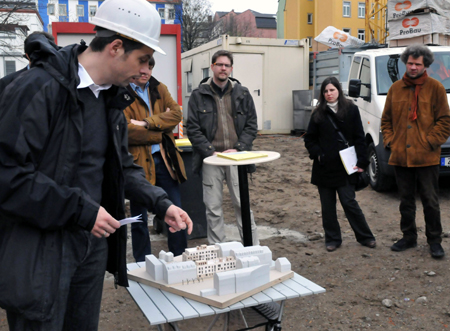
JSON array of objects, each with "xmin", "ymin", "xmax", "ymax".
[
  {"xmin": 250, "ymin": 11, "xmax": 276, "ymax": 29},
  {"xmin": 215, "ymin": 11, "xmax": 240, "ymax": 18},
  {"xmin": 214, "ymin": 9, "xmax": 276, "ymax": 29},
  {"xmin": 250, "ymin": 10, "xmax": 276, "ymax": 18}
]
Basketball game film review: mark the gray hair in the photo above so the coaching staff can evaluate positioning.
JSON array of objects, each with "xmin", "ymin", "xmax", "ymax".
[{"xmin": 400, "ymin": 44, "xmax": 434, "ymax": 67}]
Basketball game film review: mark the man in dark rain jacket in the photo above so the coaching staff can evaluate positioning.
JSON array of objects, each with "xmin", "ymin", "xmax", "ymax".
[{"xmin": 0, "ymin": 0, "xmax": 192, "ymax": 329}]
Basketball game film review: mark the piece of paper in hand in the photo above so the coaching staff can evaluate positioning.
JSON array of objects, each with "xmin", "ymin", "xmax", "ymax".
[
  {"xmin": 119, "ymin": 214, "xmax": 143, "ymax": 227},
  {"xmin": 339, "ymin": 146, "xmax": 358, "ymax": 175}
]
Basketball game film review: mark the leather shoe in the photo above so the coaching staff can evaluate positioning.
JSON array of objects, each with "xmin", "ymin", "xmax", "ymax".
[
  {"xmin": 430, "ymin": 243, "xmax": 445, "ymax": 258},
  {"xmin": 363, "ymin": 240, "xmax": 376, "ymax": 248},
  {"xmin": 391, "ymin": 238, "xmax": 417, "ymax": 252},
  {"xmin": 326, "ymin": 244, "xmax": 340, "ymax": 252}
]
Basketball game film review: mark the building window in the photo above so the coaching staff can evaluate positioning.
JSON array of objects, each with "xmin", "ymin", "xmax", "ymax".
[
  {"xmin": 343, "ymin": 1, "xmax": 351, "ymax": 17},
  {"xmin": 58, "ymin": 4, "xmax": 67, "ymax": 16},
  {"xmin": 187, "ymin": 72, "xmax": 193, "ymax": 93},
  {"xmin": 5, "ymin": 61, "xmax": 16, "ymax": 76},
  {"xmin": 159, "ymin": 8, "xmax": 165, "ymax": 19},
  {"xmin": 343, "ymin": 28, "xmax": 351, "ymax": 34},
  {"xmin": 76, "ymin": 5, "xmax": 84, "ymax": 17},
  {"xmin": 202, "ymin": 68, "xmax": 209, "ymax": 79},
  {"xmin": 168, "ymin": 9, "xmax": 175, "ymax": 19},
  {"xmin": 307, "ymin": 36, "xmax": 312, "ymax": 48},
  {"xmin": 358, "ymin": 2, "xmax": 365, "ymax": 18},
  {"xmin": 307, "ymin": 13, "xmax": 312, "ymax": 24},
  {"xmin": 89, "ymin": 6, "xmax": 97, "ymax": 16},
  {"xmin": 360, "ymin": 58, "xmax": 370, "ymax": 97},
  {"xmin": 358, "ymin": 29, "xmax": 365, "ymax": 41},
  {"xmin": 48, "ymin": 3, "xmax": 55, "ymax": 15}
]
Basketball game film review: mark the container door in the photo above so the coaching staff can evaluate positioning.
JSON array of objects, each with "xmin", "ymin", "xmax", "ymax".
[{"xmin": 232, "ymin": 53, "xmax": 263, "ymax": 130}]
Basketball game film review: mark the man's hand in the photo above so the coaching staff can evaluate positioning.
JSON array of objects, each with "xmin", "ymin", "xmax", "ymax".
[
  {"xmin": 91, "ymin": 206, "xmax": 120, "ymax": 238},
  {"xmin": 164, "ymin": 205, "xmax": 193, "ymax": 235},
  {"xmin": 353, "ymin": 166, "xmax": 364, "ymax": 173},
  {"xmin": 130, "ymin": 119, "xmax": 148, "ymax": 128},
  {"xmin": 222, "ymin": 149, "xmax": 238, "ymax": 153}
]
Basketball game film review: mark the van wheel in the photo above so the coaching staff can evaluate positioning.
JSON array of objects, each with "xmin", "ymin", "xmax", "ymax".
[{"xmin": 367, "ymin": 143, "xmax": 394, "ymax": 191}]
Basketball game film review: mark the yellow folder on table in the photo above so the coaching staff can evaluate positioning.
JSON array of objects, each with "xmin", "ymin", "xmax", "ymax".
[
  {"xmin": 217, "ymin": 151, "xmax": 268, "ymax": 161},
  {"xmin": 175, "ymin": 138, "xmax": 191, "ymax": 147}
]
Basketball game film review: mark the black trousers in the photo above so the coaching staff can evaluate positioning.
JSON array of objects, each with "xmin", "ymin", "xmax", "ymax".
[
  {"xmin": 318, "ymin": 181, "xmax": 375, "ymax": 246},
  {"xmin": 394, "ymin": 165, "xmax": 442, "ymax": 244},
  {"xmin": 7, "ymin": 230, "xmax": 108, "ymax": 330}
]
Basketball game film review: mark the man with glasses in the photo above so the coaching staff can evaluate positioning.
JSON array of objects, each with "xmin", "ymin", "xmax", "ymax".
[{"xmin": 187, "ymin": 50, "xmax": 259, "ymax": 245}]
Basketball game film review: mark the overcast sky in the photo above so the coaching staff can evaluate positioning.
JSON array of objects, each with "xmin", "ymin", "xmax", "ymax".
[{"xmin": 209, "ymin": 0, "xmax": 279, "ymax": 15}]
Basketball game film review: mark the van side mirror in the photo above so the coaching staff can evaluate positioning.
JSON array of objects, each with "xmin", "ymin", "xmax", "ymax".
[{"xmin": 349, "ymin": 79, "xmax": 361, "ymax": 98}]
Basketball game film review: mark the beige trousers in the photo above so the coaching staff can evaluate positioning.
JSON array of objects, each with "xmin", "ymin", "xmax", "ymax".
[{"xmin": 202, "ymin": 163, "xmax": 259, "ymax": 245}]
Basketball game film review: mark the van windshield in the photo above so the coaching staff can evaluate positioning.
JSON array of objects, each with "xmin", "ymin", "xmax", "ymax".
[{"xmin": 376, "ymin": 52, "xmax": 450, "ymax": 95}]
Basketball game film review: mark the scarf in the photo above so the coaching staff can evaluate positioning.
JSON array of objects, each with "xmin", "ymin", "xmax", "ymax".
[
  {"xmin": 327, "ymin": 101, "xmax": 338, "ymax": 113},
  {"xmin": 402, "ymin": 70, "xmax": 428, "ymax": 121}
]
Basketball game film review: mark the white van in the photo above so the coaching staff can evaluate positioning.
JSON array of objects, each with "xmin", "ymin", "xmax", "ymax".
[{"xmin": 347, "ymin": 46, "xmax": 450, "ymax": 191}]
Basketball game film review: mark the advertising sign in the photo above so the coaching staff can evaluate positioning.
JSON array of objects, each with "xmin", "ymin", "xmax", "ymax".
[
  {"xmin": 388, "ymin": 12, "xmax": 449, "ymax": 40},
  {"xmin": 314, "ymin": 26, "xmax": 364, "ymax": 48}
]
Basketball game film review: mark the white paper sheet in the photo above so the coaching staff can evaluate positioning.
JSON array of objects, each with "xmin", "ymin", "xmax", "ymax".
[
  {"xmin": 119, "ymin": 214, "xmax": 143, "ymax": 227},
  {"xmin": 339, "ymin": 146, "xmax": 358, "ymax": 175}
]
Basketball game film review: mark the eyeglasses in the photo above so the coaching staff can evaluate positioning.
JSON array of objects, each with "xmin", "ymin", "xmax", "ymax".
[{"xmin": 213, "ymin": 63, "xmax": 232, "ymax": 68}]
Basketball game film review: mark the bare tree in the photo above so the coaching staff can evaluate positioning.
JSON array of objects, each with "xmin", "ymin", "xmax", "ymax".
[
  {"xmin": 176, "ymin": 0, "xmax": 214, "ymax": 52},
  {"xmin": 0, "ymin": 0, "xmax": 36, "ymax": 53}
]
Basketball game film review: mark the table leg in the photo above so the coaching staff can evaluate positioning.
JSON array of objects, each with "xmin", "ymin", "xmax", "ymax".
[
  {"xmin": 272, "ymin": 300, "xmax": 286, "ymax": 331},
  {"xmin": 237, "ymin": 165, "xmax": 252, "ymax": 246},
  {"xmin": 206, "ymin": 314, "xmax": 222, "ymax": 331},
  {"xmin": 222, "ymin": 312, "xmax": 229, "ymax": 331}
]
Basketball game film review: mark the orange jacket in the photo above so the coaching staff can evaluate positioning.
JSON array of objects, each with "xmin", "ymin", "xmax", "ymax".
[
  {"xmin": 381, "ymin": 76, "xmax": 450, "ymax": 167},
  {"xmin": 124, "ymin": 77, "xmax": 186, "ymax": 184}
]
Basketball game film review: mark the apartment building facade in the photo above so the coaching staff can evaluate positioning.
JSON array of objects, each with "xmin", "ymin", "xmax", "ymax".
[
  {"xmin": 0, "ymin": 5, "xmax": 43, "ymax": 78},
  {"xmin": 278, "ymin": 0, "xmax": 386, "ymax": 51},
  {"xmin": 37, "ymin": 0, "xmax": 180, "ymax": 33}
]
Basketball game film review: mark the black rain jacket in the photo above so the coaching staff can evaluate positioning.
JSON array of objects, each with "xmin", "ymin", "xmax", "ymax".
[
  {"xmin": 186, "ymin": 77, "xmax": 258, "ymax": 174},
  {"xmin": 0, "ymin": 34, "xmax": 172, "ymax": 321}
]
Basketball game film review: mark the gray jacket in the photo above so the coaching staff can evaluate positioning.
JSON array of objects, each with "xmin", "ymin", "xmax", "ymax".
[{"xmin": 186, "ymin": 77, "xmax": 258, "ymax": 174}]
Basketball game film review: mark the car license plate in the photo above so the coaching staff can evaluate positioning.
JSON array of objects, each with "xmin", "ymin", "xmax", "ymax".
[{"xmin": 441, "ymin": 157, "xmax": 450, "ymax": 167}]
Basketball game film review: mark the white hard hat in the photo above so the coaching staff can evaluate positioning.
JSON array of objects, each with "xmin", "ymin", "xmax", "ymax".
[{"xmin": 91, "ymin": 0, "xmax": 166, "ymax": 55}]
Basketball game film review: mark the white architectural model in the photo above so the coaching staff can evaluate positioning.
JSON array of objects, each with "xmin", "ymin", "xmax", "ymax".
[{"xmin": 145, "ymin": 242, "xmax": 291, "ymax": 297}]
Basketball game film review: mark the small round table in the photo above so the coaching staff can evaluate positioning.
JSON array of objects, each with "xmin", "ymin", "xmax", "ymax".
[{"xmin": 203, "ymin": 151, "xmax": 281, "ymax": 246}]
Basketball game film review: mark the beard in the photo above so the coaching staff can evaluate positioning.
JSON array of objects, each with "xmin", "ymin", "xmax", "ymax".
[{"xmin": 216, "ymin": 75, "xmax": 228, "ymax": 82}]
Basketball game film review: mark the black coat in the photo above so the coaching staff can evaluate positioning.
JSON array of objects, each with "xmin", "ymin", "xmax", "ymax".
[
  {"xmin": 304, "ymin": 104, "xmax": 369, "ymax": 188},
  {"xmin": 0, "ymin": 35, "xmax": 172, "ymax": 321},
  {"xmin": 0, "ymin": 67, "xmax": 27, "ymax": 95},
  {"xmin": 0, "ymin": 34, "xmax": 60, "ymax": 96},
  {"xmin": 186, "ymin": 77, "xmax": 258, "ymax": 174}
]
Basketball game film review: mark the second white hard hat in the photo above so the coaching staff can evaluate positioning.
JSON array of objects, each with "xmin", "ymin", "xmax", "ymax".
[{"xmin": 91, "ymin": 0, "xmax": 166, "ymax": 55}]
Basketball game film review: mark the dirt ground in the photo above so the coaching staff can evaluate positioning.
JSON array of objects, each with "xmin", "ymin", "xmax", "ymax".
[{"xmin": 2, "ymin": 135, "xmax": 450, "ymax": 330}]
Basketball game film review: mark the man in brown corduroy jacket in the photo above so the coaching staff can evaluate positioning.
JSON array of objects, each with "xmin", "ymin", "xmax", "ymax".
[{"xmin": 381, "ymin": 44, "xmax": 450, "ymax": 258}]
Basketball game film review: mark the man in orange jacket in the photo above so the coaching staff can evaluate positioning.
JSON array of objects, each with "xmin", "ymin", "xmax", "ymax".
[{"xmin": 124, "ymin": 57, "xmax": 188, "ymax": 260}]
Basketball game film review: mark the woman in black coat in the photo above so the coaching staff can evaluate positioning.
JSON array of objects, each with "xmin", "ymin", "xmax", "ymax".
[{"xmin": 304, "ymin": 76, "xmax": 376, "ymax": 252}]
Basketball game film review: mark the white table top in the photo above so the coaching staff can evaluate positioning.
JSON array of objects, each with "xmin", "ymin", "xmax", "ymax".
[
  {"xmin": 126, "ymin": 262, "xmax": 325, "ymax": 326},
  {"xmin": 203, "ymin": 151, "xmax": 280, "ymax": 166}
]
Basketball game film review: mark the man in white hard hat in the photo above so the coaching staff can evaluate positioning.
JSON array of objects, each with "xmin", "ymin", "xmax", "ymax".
[{"xmin": 0, "ymin": 0, "xmax": 192, "ymax": 329}]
